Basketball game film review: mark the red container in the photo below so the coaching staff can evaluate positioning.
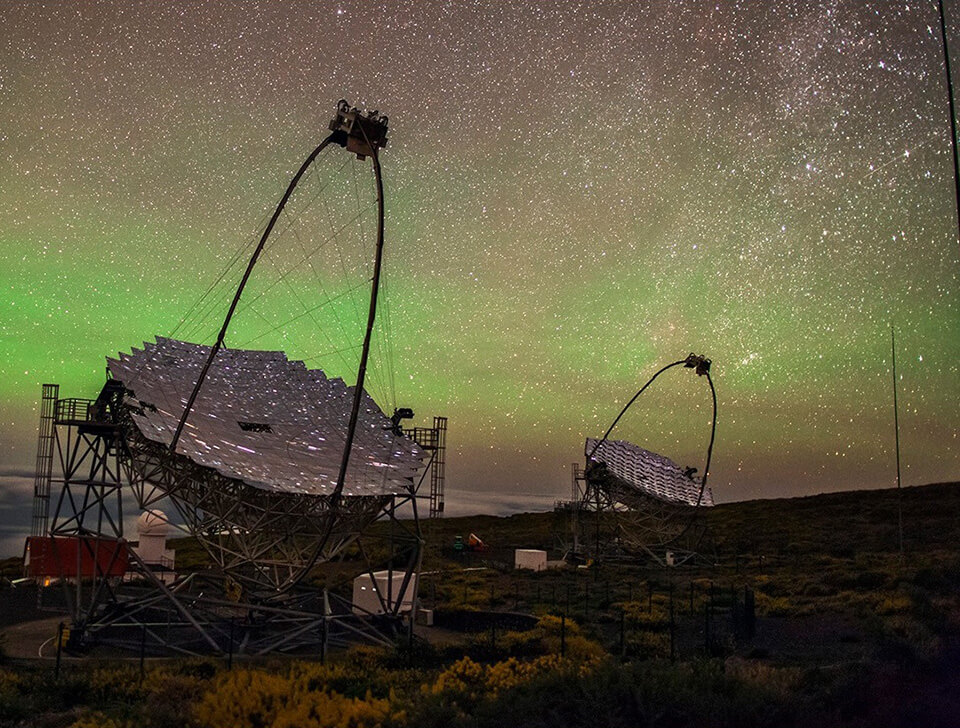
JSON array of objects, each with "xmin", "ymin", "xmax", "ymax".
[{"xmin": 26, "ymin": 536, "xmax": 129, "ymax": 578}]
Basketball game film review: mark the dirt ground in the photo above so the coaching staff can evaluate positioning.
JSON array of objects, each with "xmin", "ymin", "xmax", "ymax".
[{"xmin": 1, "ymin": 616, "xmax": 68, "ymax": 660}]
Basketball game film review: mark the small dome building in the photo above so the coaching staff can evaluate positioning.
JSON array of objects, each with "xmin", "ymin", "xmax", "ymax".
[{"xmin": 133, "ymin": 509, "xmax": 176, "ymax": 583}]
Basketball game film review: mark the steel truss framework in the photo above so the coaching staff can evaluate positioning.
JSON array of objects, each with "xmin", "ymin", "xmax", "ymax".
[
  {"xmin": 29, "ymin": 100, "xmax": 443, "ymax": 654},
  {"xmin": 571, "ymin": 354, "xmax": 719, "ymax": 567},
  {"xmin": 570, "ymin": 463, "xmax": 714, "ymax": 566},
  {"xmin": 404, "ymin": 416, "xmax": 447, "ymax": 518},
  {"xmin": 34, "ymin": 386, "xmax": 432, "ymax": 655}
]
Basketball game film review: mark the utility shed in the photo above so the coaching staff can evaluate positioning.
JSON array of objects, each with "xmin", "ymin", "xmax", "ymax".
[
  {"xmin": 352, "ymin": 570, "xmax": 418, "ymax": 615},
  {"xmin": 514, "ymin": 549, "xmax": 547, "ymax": 571},
  {"xmin": 133, "ymin": 510, "xmax": 176, "ymax": 584}
]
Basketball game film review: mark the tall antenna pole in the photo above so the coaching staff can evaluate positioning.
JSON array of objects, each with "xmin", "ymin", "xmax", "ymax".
[
  {"xmin": 937, "ymin": 0, "xmax": 960, "ymax": 249},
  {"xmin": 891, "ymin": 324, "xmax": 904, "ymax": 556}
]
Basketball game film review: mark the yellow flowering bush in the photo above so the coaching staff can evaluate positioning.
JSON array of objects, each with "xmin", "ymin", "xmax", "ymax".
[
  {"xmin": 87, "ymin": 666, "xmax": 145, "ymax": 702},
  {"xmin": 619, "ymin": 597, "xmax": 670, "ymax": 626},
  {"xmin": 428, "ymin": 655, "xmax": 486, "ymax": 698},
  {"xmin": 627, "ymin": 629, "xmax": 670, "ymax": 658},
  {"xmin": 753, "ymin": 591, "xmax": 798, "ymax": 616},
  {"xmin": 0, "ymin": 668, "xmax": 21, "ymax": 699},
  {"xmin": 875, "ymin": 591, "xmax": 913, "ymax": 615},
  {"xmin": 427, "ymin": 654, "xmax": 565, "ymax": 701},
  {"xmin": 194, "ymin": 665, "xmax": 403, "ymax": 728},
  {"xmin": 533, "ymin": 614, "xmax": 606, "ymax": 661},
  {"xmin": 75, "ymin": 663, "xmax": 208, "ymax": 724}
]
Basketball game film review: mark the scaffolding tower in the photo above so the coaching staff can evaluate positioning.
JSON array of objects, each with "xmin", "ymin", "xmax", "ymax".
[
  {"xmin": 30, "ymin": 384, "xmax": 58, "ymax": 538},
  {"xmin": 404, "ymin": 416, "xmax": 447, "ymax": 518}
]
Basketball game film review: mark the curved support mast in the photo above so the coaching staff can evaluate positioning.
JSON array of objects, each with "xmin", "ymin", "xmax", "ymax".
[
  {"xmin": 587, "ymin": 359, "xmax": 688, "ymax": 463},
  {"xmin": 169, "ymin": 134, "xmax": 336, "ymax": 452},
  {"xmin": 165, "ymin": 101, "xmax": 394, "ymax": 593},
  {"xmin": 331, "ymin": 126, "xmax": 386, "ymax": 505},
  {"xmin": 169, "ymin": 100, "xmax": 391, "ymax": 468},
  {"xmin": 696, "ymin": 367, "xmax": 718, "ymax": 507},
  {"xmin": 587, "ymin": 352, "xmax": 716, "ymax": 504},
  {"xmin": 289, "ymin": 101, "xmax": 391, "ymax": 590}
]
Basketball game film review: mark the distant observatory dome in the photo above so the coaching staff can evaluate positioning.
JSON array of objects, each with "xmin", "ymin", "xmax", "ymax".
[{"xmin": 137, "ymin": 510, "xmax": 170, "ymax": 536}]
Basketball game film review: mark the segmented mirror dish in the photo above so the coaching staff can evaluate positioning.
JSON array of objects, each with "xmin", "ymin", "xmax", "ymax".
[
  {"xmin": 107, "ymin": 337, "xmax": 424, "ymax": 497},
  {"xmin": 585, "ymin": 437, "xmax": 713, "ymax": 508}
]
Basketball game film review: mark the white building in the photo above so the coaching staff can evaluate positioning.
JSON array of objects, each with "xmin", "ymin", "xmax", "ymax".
[
  {"xmin": 352, "ymin": 570, "xmax": 417, "ymax": 615},
  {"xmin": 133, "ymin": 510, "xmax": 176, "ymax": 584},
  {"xmin": 514, "ymin": 549, "xmax": 548, "ymax": 571}
]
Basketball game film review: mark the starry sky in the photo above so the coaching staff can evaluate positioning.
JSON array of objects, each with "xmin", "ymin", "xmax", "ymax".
[{"xmin": 2, "ymin": 0, "xmax": 959, "ymax": 554}]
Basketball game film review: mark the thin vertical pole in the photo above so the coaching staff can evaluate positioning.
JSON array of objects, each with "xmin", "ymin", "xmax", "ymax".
[
  {"xmin": 704, "ymin": 585, "xmax": 711, "ymax": 654},
  {"xmin": 594, "ymin": 489, "xmax": 602, "ymax": 560},
  {"xmin": 938, "ymin": 0, "xmax": 960, "ymax": 249},
  {"xmin": 892, "ymin": 325, "xmax": 904, "ymax": 556},
  {"xmin": 320, "ymin": 615, "xmax": 327, "ymax": 665},
  {"xmin": 321, "ymin": 588, "xmax": 329, "ymax": 665},
  {"xmin": 55, "ymin": 622, "xmax": 64, "ymax": 679},
  {"xmin": 669, "ymin": 584, "xmax": 675, "ymax": 662},
  {"xmin": 560, "ymin": 612, "xmax": 566, "ymax": 657},
  {"xmin": 139, "ymin": 624, "xmax": 147, "ymax": 683},
  {"xmin": 408, "ymin": 611, "xmax": 414, "ymax": 657},
  {"xmin": 619, "ymin": 609, "xmax": 625, "ymax": 657},
  {"xmin": 227, "ymin": 618, "xmax": 235, "ymax": 670},
  {"xmin": 571, "ymin": 463, "xmax": 580, "ymax": 556}
]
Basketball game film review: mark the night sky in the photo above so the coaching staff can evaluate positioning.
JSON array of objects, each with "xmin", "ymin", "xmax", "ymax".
[{"xmin": 2, "ymin": 1, "xmax": 959, "ymax": 554}]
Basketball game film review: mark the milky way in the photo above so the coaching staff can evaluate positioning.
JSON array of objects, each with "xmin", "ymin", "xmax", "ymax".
[{"xmin": 1, "ymin": 0, "xmax": 958, "ymax": 535}]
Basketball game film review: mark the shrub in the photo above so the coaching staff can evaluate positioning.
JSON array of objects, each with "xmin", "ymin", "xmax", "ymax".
[
  {"xmin": 618, "ymin": 597, "xmax": 670, "ymax": 627},
  {"xmin": 724, "ymin": 657, "xmax": 803, "ymax": 697},
  {"xmin": 69, "ymin": 711, "xmax": 135, "ymax": 728},
  {"xmin": 875, "ymin": 591, "xmax": 913, "ymax": 615},
  {"xmin": 624, "ymin": 630, "xmax": 670, "ymax": 659},
  {"xmin": 426, "ymin": 654, "xmax": 566, "ymax": 702},
  {"xmin": 753, "ymin": 591, "xmax": 797, "ymax": 617},
  {"xmin": 0, "ymin": 668, "xmax": 26, "ymax": 723},
  {"xmin": 874, "ymin": 615, "xmax": 941, "ymax": 664},
  {"xmin": 193, "ymin": 665, "xmax": 404, "ymax": 728}
]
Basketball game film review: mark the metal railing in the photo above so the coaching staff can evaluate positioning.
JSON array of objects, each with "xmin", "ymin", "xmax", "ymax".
[{"xmin": 55, "ymin": 398, "xmax": 95, "ymax": 423}]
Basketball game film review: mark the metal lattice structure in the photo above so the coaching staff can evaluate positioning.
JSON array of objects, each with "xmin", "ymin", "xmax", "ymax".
[
  {"xmin": 30, "ymin": 384, "xmax": 58, "ymax": 538},
  {"xmin": 108, "ymin": 337, "xmax": 425, "ymax": 594},
  {"xmin": 26, "ymin": 102, "xmax": 441, "ymax": 655},
  {"xmin": 404, "ymin": 416, "xmax": 447, "ymax": 518},
  {"xmin": 573, "ymin": 354, "xmax": 718, "ymax": 566}
]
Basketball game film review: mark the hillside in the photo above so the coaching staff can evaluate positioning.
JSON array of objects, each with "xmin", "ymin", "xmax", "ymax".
[{"xmin": 2, "ymin": 482, "xmax": 958, "ymax": 727}]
